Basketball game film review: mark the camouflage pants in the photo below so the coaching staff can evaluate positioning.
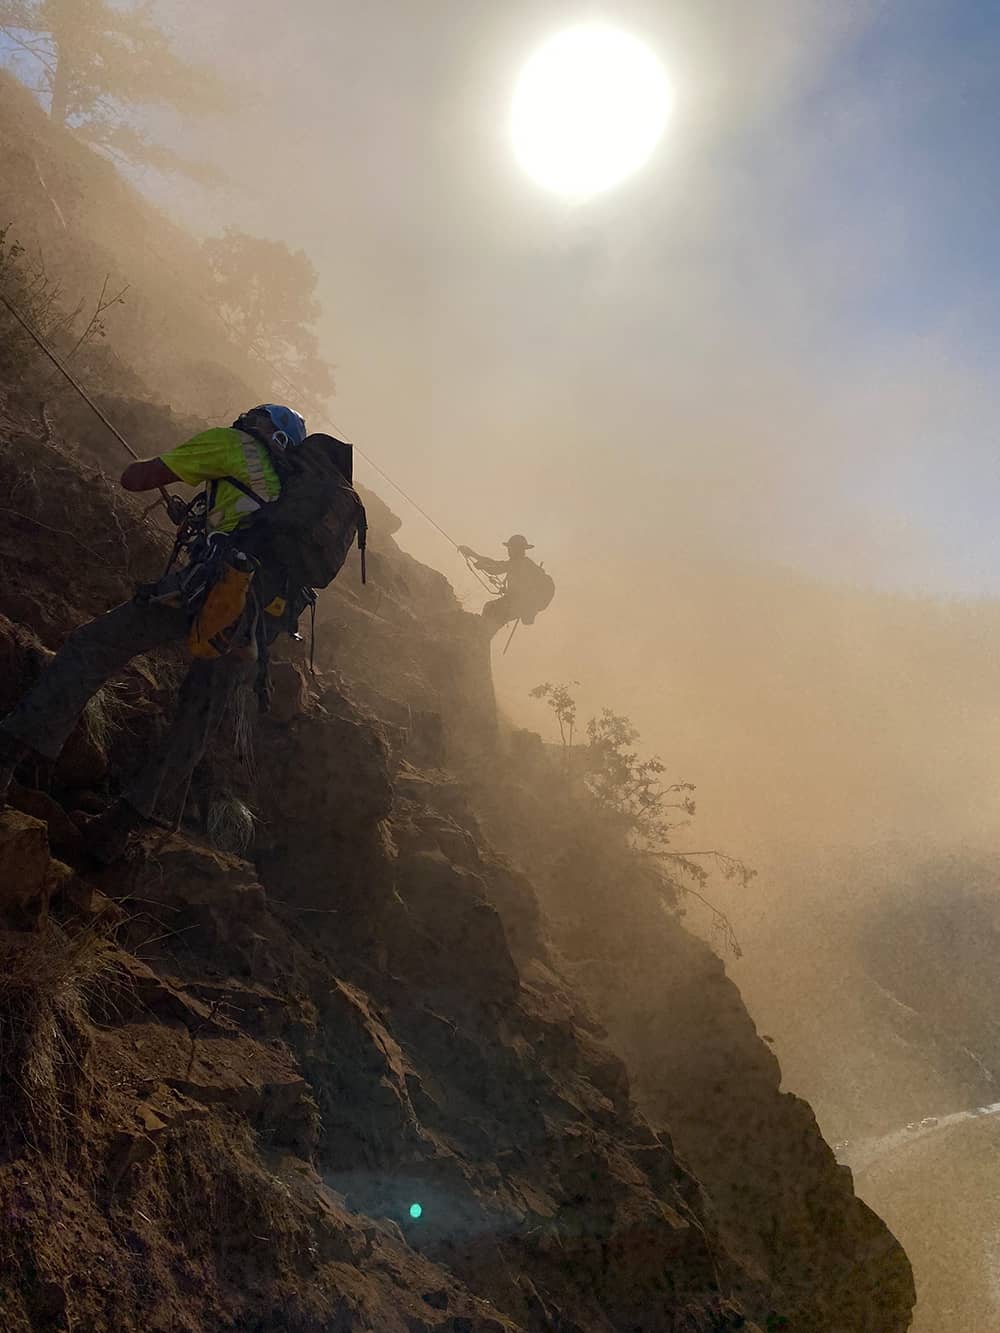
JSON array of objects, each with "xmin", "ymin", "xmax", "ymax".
[{"xmin": 0, "ymin": 597, "xmax": 250, "ymax": 819}]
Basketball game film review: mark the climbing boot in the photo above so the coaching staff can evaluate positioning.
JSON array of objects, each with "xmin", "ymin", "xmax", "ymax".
[{"xmin": 79, "ymin": 799, "xmax": 147, "ymax": 866}]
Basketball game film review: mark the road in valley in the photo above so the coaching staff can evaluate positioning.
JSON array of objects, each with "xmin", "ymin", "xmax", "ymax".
[{"xmin": 839, "ymin": 1104, "xmax": 1000, "ymax": 1331}]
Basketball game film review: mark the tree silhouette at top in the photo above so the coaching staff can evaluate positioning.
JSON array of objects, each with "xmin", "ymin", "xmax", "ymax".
[
  {"xmin": 203, "ymin": 226, "xmax": 336, "ymax": 409},
  {"xmin": 0, "ymin": 0, "xmax": 228, "ymax": 179}
]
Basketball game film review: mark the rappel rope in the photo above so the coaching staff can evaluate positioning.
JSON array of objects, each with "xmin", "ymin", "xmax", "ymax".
[
  {"xmin": 308, "ymin": 436, "xmax": 499, "ymax": 598},
  {"xmin": 329, "ymin": 443, "xmax": 497, "ymax": 599},
  {"xmin": 248, "ymin": 342, "xmax": 504, "ymax": 599},
  {"xmin": 0, "ymin": 290, "xmax": 172, "ymax": 510},
  {"xmin": 463, "ymin": 555, "xmax": 506, "ymax": 597}
]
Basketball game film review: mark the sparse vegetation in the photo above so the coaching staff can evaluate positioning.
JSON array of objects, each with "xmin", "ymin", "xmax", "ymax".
[
  {"xmin": 530, "ymin": 680, "xmax": 752, "ymax": 955},
  {"xmin": 529, "ymin": 679, "xmax": 578, "ymax": 791},
  {"xmin": 529, "ymin": 680, "xmax": 578, "ymax": 748},
  {"xmin": 0, "ymin": 922, "xmax": 121, "ymax": 1158},
  {"xmin": 0, "ymin": 222, "xmax": 128, "ymax": 384},
  {"xmin": 206, "ymin": 792, "xmax": 257, "ymax": 855},
  {"xmin": 81, "ymin": 679, "xmax": 130, "ymax": 752}
]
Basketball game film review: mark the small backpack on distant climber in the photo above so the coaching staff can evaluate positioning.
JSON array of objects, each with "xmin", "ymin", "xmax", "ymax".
[
  {"xmin": 519, "ymin": 558, "xmax": 556, "ymax": 625},
  {"xmin": 235, "ymin": 433, "xmax": 368, "ymax": 590}
]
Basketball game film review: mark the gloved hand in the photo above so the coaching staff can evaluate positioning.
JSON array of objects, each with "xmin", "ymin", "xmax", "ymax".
[
  {"xmin": 165, "ymin": 493, "xmax": 188, "ymax": 526},
  {"xmin": 458, "ymin": 545, "xmax": 474, "ymax": 558}
]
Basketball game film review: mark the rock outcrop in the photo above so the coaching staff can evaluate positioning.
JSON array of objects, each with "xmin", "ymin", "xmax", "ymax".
[{"xmin": 0, "ymin": 390, "xmax": 914, "ymax": 1331}]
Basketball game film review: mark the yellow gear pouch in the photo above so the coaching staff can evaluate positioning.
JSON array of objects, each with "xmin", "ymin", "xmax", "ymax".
[{"xmin": 188, "ymin": 556, "xmax": 255, "ymax": 659}]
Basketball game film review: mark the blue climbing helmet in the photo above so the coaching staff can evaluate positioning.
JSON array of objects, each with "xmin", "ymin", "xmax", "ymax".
[
  {"xmin": 261, "ymin": 404, "xmax": 307, "ymax": 447},
  {"xmin": 235, "ymin": 403, "xmax": 308, "ymax": 452}
]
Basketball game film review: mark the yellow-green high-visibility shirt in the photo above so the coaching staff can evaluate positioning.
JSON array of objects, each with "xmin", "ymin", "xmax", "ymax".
[{"xmin": 160, "ymin": 427, "xmax": 281, "ymax": 534}]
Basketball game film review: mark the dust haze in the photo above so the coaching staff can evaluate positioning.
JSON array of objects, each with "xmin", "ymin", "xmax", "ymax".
[
  {"xmin": 144, "ymin": 0, "xmax": 1000, "ymax": 848},
  {"xmin": 7, "ymin": 1, "xmax": 1000, "ymax": 1327}
]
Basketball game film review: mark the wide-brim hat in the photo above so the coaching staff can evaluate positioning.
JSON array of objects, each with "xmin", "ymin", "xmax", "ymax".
[{"xmin": 503, "ymin": 534, "xmax": 534, "ymax": 550}]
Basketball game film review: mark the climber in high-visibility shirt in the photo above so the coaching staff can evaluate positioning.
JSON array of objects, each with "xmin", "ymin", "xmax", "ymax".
[{"xmin": 0, "ymin": 405, "xmax": 307, "ymax": 861}]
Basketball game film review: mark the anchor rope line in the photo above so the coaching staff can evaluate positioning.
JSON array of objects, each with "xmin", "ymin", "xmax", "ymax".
[
  {"xmin": 1, "ymin": 289, "xmax": 140, "ymax": 460},
  {"xmin": 0, "ymin": 289, "xmax": 172, "ymax": 509},
  {"xmin": 248, "ymin": 349, "xmax": 502, "ymax": 597}
]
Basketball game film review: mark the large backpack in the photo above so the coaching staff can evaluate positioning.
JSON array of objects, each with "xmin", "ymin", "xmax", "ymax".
[{"xmin": 232, "ymin": 433, "xmax": 367, "ymax": 590}]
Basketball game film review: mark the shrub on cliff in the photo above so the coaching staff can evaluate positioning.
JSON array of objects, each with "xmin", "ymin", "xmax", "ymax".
[{"xmin": 530, "ymin": 680, "xmax": 751, "ymax": 956}]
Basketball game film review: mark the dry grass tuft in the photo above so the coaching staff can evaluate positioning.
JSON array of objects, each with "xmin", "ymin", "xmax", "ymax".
[
  {"xmin": 0, "ymin": 924, "xmax": 123, "ymax": 1157},
  {"xmin": 81, "ymin": 680, "xmax": 130, "ymax": 753},
  {"xmin": 206, "ymin": 793, "xmax": 257, "ymax": 855}
]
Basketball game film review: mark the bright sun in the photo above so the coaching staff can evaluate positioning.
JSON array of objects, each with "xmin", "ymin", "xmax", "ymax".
[{"xmin": 511, "ymin": 25, "xmax": 673, "ymax": 199}]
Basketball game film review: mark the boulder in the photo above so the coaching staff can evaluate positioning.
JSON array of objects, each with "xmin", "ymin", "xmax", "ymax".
[
  {"xmin": 392, "ymin": 850, "xmax": 520, "ymax": 1008},
  {"xmin": 0, "ymin": 808, "xmax": 53, "ymax": 926},
  {"xmin": 9, "ymin": 785, "xmax": 85, "ymax": 862}
]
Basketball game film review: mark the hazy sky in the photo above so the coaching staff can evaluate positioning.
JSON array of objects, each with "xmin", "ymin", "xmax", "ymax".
[
  {"xmin": 83, "ymin": 0, "xmax": 989, "ymax": 853},
  {"xmin": 140, "ymin": 0, "xmax": 1000, "ymax": 601}
]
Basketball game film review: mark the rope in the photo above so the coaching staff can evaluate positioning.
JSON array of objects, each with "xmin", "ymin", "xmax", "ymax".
[
  {"xmin": 1, "ymin": 290, "xmax": 138, "ymax": 458},
  {"xmin": 0, "ymin": 289, "xmax": 172, "ymax": 507},
  {"xmin": 463, "ymin": 555, "xmax": 507, "ymax": 596},
  {"xmin": 353, "ymin": 443, "xmax": 456, "ymax": 547},
  {"xmin": 242, "ymin": 343, "xmax": 503, "ymax": 594}
]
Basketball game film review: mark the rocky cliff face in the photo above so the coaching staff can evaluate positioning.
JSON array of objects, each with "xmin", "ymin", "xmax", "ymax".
[
  {"xmin": 422, "ymin": 768, "xmax": 917, "ymax": 1333},
  {"xmin": 0, "ymin": 394, "xmax": 913, "ymax": 1331}
]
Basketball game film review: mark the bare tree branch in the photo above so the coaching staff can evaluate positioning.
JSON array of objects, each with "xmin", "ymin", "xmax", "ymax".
[
  {"xmin": 0, "ymin": 23, "xmax": 56, "ymax": 76},
  {"xmin": 65, "ymin": 272, "xmax": 129, "ymax": 360}
]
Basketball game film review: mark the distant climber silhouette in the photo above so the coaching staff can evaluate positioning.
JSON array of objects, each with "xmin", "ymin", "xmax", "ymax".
[{"xmin": 458, "ymin": 535, "xmax": 555, "ymax": 638}]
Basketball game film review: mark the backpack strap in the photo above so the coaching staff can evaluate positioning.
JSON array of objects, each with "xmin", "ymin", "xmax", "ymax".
[
  {"xmin": 223, "ymin": 475, "xmax": 270, "ymax": 509},
  {"xmin": 218, "ymin": 434, "xmax": 276, "ymax": 514}
]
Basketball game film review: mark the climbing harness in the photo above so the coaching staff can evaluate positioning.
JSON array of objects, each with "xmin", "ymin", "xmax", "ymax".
[
  {"xmin": 464, "ymin": 554, "xmax": 506, "ymax": 596},
  {"xmin": 463, "ymin": 553, "xmax": 504, "ymax": 597},
  {"xmin": 144, "ymin": 433, "xmax": 364, "ymax": 688}
]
